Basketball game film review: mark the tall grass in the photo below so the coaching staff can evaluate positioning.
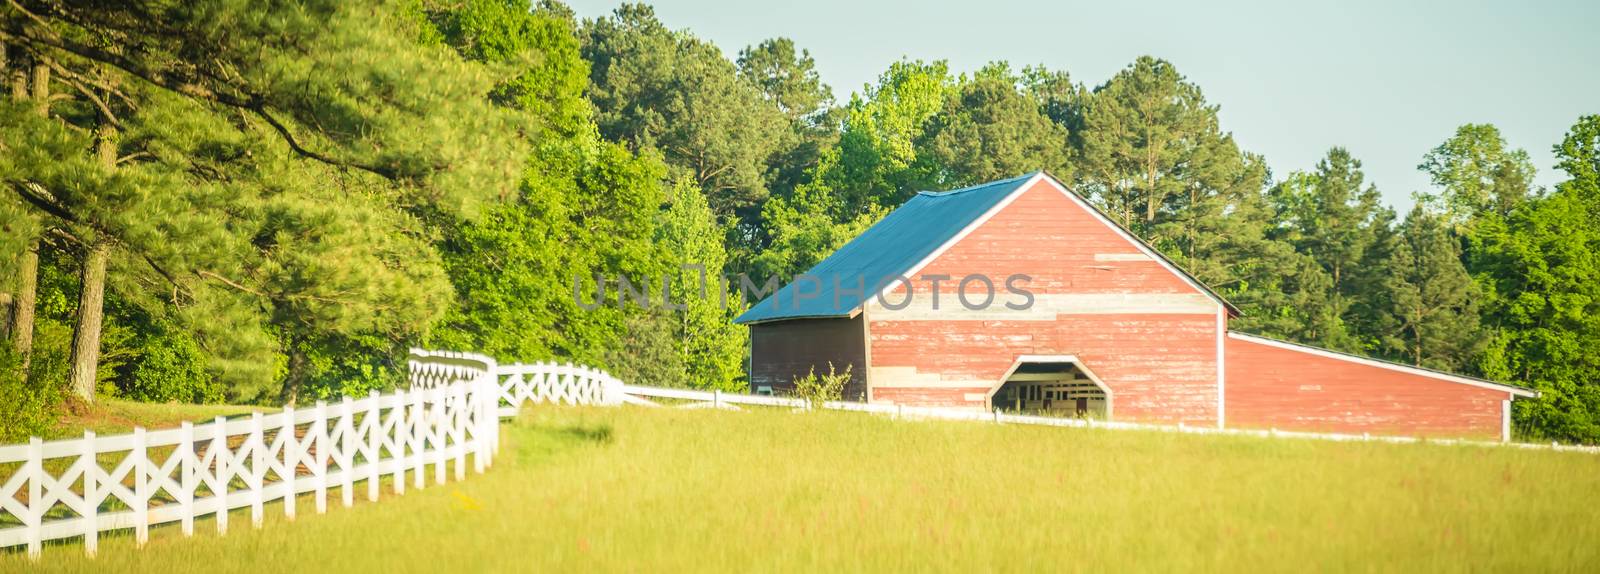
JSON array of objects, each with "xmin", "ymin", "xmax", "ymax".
[{"xmin": 8, "ymin": 406, "xmax": 1599, "ymax": 572}]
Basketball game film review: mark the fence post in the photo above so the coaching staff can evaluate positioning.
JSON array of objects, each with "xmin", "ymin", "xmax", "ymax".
[
  {"xmin": 340, "ymin": 396, "xmax": 354, "ymax": 508},
  {"xmin": 368, "ymin": 390, "xmax": 382, "ymax": 502},
  {"xmin": 180, "ymin": 421, "xmax": 195, "ymax": 536},
  {"xmin": 250, "ymin": 413, "xmax": 264, "ymax": 528},
  {"xmin": 472, "ymin": 377, "xmax": 488, "ymax": 475},
  {"xmin": 994, "ymin": 408, "xmax": 1002, "ymax": 424},
  {"xmin": 434, "ymin": 387, "xmax": 448, "ymax": 486},
  {"xmin": 282, "ymin": 406, "xmax": 297, "ymax": 522},
  {"xmin": 213, "ymin": 416, "xmax": 229, "ymax": 535},
  {"xmin": 416, "ymin": 391, "xmax": 428, "ymax": 495},
  {"xmin": 133, "ymin": 426, "xmax": 149, "ymax": 547},
  {"xmin": 82, "ymin": 430, "xmax": 98, "ymax": 557},
  {"xmin": 453, "ymin": 383, "xmax": 468, "ymax": 482},
  {"xmin": 714, "ymin": 389, "xmax": 723, "ymax": 409},
  {"xmin": 313, "ymin": 401, "xmax": 329, "ymax": 514},
  {"xmin": 393, "ymin": 389, "xmax": 408, "ymax": 494},
  {"xmin": 25, "ymin": 437, "xmax": 41, "ymax": 561}
]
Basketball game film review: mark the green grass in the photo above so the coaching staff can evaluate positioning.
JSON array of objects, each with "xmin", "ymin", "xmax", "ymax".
[
  {"xmin": 7, "ymin": 406, "xmax": 1600, "ymax": 572},
  {"xmin": 47, "ymin": 399, "xmax": 271, "ymax": 440}
]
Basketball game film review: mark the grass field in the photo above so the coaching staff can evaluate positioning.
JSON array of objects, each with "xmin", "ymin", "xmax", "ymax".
[{"xmin": 6, "ymin": 405, "xmax": 1599, "ymax": 572}]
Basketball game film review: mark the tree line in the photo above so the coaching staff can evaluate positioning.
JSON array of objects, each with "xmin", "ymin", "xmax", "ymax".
[{"xmin": 2, "ymin": 1, "xmax": 1596, "ymax": 443}]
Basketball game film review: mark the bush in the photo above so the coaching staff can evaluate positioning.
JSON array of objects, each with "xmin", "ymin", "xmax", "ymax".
[
  {"xmin": 792, "ymin": 362, "xmax": 851, "ymax": 409},
  {"xmin": 123, "ymin": 331, "xmax": 223, "ymax": 404},
  {"xmin": 0, "ymin": 343, "xmax": 69, "ymax": 442}
]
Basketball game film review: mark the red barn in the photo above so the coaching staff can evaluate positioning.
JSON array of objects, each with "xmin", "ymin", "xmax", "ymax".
[{"xmin": 735, "ymin": 172, "xmax": 1535, "ymax": 441}]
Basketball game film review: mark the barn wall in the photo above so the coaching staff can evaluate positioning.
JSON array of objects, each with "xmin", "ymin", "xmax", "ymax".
[
  {"xmin": 1224, "ymin": 336, "xmax": 1510, "ymax": 439},
  {"xmin": 750, "ymin": 316, "xmax": 868, "ymax": 401},
  {"xmin": 865, "ymin": 179, "xmax": 1223, "ymax": 424}
]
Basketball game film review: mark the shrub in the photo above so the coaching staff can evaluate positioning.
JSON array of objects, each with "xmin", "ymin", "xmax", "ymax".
[
  {"xmin": 792, "ymin": 362, "xmax": 851, "ymax": 409},
  {"xmin": 123, "ymin": 331, "xmax": 222, "ymax": 404},
  {"xmin": 0, "ymin": 342, "xmax": 69, "ymax": 442}
]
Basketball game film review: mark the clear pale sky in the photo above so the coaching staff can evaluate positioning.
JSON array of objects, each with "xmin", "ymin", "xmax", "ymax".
[{"xmin": 566, "ymin": 0, "xmax": 1599, "ymax": 210}]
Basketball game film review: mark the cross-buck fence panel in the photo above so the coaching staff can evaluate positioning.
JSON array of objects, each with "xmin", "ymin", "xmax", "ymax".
[{"xmin": 0, "ymin": 350, "xmax": 501, "ymax": 560}]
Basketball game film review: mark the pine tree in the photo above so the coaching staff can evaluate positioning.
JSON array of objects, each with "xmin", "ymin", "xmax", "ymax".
[
  {"xmin": 580, "ymin": 4, "xmax": 789, "ymax": 217},
  {"xmin": 1268, "ymin": 148, "xmax": 1390, "ymax": 352},
  {"xmin": 1376, "ymin": 205, "xmax": 1483, "ymax": 370},
  {"xmin": 1077, "ymin": 57, "xmax": 1225, "ymax": 236},
  {"xmin": 3, "ymin": 0, "xmax": 531, "ymax": 402}
]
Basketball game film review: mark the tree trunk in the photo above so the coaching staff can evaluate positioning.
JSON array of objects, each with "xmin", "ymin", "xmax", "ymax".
[
  {"xmin": 12, "ymin": 245, "xmax": 38, "ymax": 371},
  {"xmin": 67, "ymin": 244, "xmax": 109, "ymax": 401},
  {"xmin": 5, "ymin": 38, "xmax": 26, "ymax": 99},
  {"xmin": 67, "ymin": 125, "xmax": 118, "ymax": 402},
  {"xmin": 281, "ymin": 339, "xmax": 307, "ymax": 407},
  {"xmin": 10, "ymin": 56, "xmax": 43, "ymax": 371},
  {"xmin": 31, "ymin": 61, "xmax": 48, "ymax": 116}
]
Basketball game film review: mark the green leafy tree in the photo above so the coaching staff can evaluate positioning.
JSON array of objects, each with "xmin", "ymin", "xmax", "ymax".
[
  {"xmin": 750, "ymin": 60, "xmax": 949, "ymax": 279},
  {"xmin": 808, "ymin": 59, "xmax": 953, "ymax": 218},
  {"xmin": 1419, "ymin": 123, "xmax": 1537, "ymax": 226},
  {"xmin": 1472, "ymin": 116, "xmax": 1600, "ymax": 443},
  {"xmin": 657, "ymin": 182, "xmax": 746, "ymax": 390}
]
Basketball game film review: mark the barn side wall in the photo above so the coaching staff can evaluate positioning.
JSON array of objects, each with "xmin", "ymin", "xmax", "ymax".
[
  {"xmin": 750, "ymin": 316, "xmax": 868, "ymax": 401},
  {"xmin": 1224, "ymin": 336, "xmax": 1510, "ymax": 439},
  {"xmin": 865, "ymin": 179, "xmax": 1223, "ymax": 424}
]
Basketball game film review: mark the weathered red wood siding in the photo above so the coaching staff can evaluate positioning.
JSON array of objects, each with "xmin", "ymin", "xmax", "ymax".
[
  {"xmin": 866, "ymin": 179, "xmax": 1224, "ymax": 424},
  {"xmin": 1224, "ymin": 336, "xmax": 1509, "ymax": 439}
]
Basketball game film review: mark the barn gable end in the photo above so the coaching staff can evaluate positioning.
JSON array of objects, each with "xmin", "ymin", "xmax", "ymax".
[{"xmin": 864, "ymin": 174, "xmax": 1227, "ymax": 424}]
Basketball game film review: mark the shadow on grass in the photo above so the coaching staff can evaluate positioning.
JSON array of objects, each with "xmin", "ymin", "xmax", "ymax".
[{"xmin": 507, "ymin": 412, "xmax": 615, "ymax": 466}]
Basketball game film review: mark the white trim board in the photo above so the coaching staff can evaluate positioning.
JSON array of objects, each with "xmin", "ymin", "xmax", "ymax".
[
  {"xmin": 1502, "ymin": 400, "xmax": 1512, "ymax": 443},
  {"xmin": 1227, "ymin": 332, "xmax": 1538, "ymax": 398}
]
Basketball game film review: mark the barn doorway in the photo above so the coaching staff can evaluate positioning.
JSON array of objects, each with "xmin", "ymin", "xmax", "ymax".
[{"xmin": 988, "ymin": 356, "xmax": 1111, "ymax": 420}]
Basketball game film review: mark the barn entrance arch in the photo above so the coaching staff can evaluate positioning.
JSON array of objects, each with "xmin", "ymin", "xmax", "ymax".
[{"xmin": 987, "ymin": 355, "xmax": 1113, "ymax": 420}]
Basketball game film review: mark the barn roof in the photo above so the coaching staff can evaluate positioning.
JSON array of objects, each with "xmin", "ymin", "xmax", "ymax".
[{"xmin": 734, "ymin": 171, "xmax": 1239, "ymax": 325}]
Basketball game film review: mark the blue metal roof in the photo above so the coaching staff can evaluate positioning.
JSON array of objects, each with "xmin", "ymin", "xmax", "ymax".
[{"xmin": 735, "ymin": 172, "xmax": 1040, "ymax": 324}]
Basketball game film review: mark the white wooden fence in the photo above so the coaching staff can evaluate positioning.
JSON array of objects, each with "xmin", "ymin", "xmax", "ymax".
[
  {"xmin": 5, "ymin": 348, "xmax": 1594, "ymax": 560},
  {"xmin": 0, "ymin": 350, "xmax": 502, "ymax": 560}
]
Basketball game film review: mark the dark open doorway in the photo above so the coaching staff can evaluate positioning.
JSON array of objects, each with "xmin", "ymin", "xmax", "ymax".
[{"xmin": 989, "ymin": 357, "xmax": 1111, "ymax": 419}]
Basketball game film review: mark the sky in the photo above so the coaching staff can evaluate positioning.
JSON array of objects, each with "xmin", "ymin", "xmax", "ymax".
[{"xmin": 565, "ymin": 0, "xmax": 1599, "ymax": 210}]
